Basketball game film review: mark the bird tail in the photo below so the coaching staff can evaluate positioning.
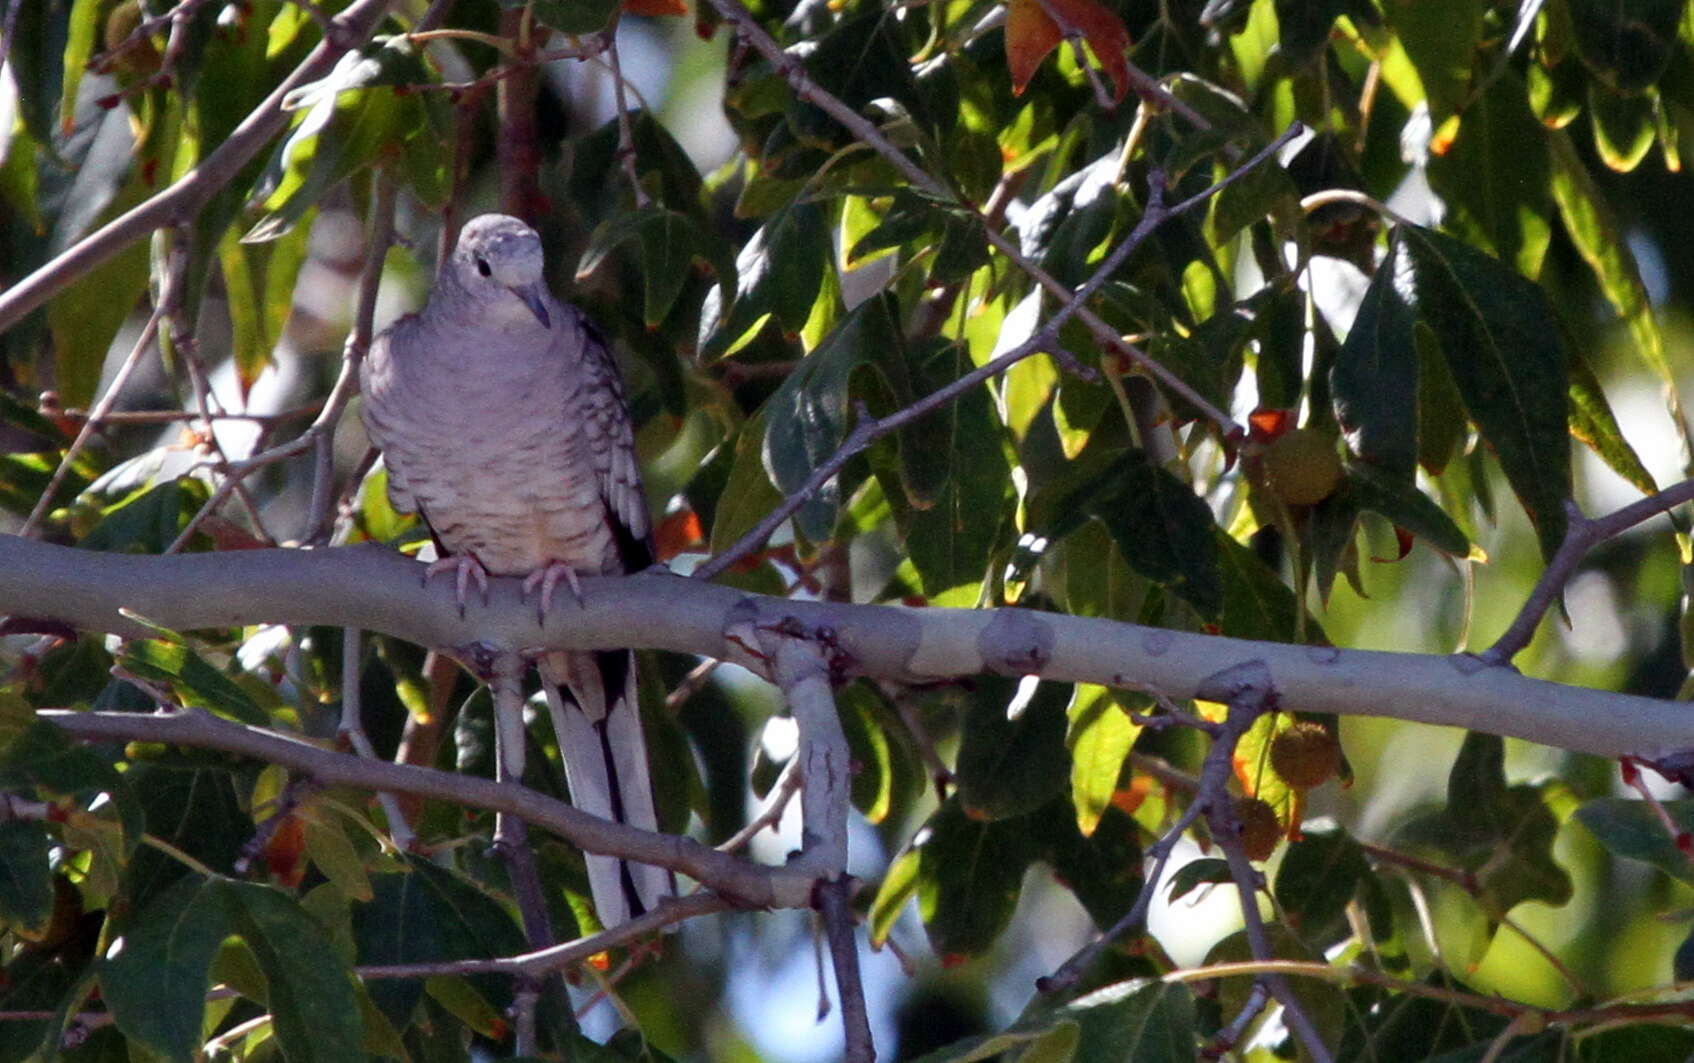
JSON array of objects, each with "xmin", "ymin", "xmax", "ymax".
[{"xmin": 538, "ymin": 649, "xmax": 675, "ymax": 928}]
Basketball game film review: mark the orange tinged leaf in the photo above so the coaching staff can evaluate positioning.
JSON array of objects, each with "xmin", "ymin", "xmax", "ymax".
[
  {"xmin": 654, "ymin": 507, "xmax": 704, "ymax": 560},
  {"xmin": 1006, "ymin": 0, "xmax": 1063, "ymax": 97},
  {"xmin": 625, "ymin": 0, "xmax": 688, "ymax": 15},
  {"xmin": 1004, "ymin": 0, "xmax": 1131, "ymax": 100}
]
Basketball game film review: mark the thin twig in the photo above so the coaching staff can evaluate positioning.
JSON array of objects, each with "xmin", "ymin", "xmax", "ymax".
[
  {"xmin": 1481, "ymin": 478, "xmax": 1694, "ymax": 665},
  {"xmin": 20, "ymin": 241, "xmax": 187, "ymax": 537},
  {"xmin": 717, "ymin": 756, "xmax": 803, "ymax": 853},
  {"xmin": 817, "ymin": 877, "xmax": 876, "ymax": 1063},
  {"xmin": 304, "ymin": 174, "xmax": 397, "ymax": 546},
  {"xmin": 604, "ymin": 25, "xmax": 651, "ymax": 209},
  {"xmin": 338, "ymin": 627, "xmax": 415, "ymax": 850}
]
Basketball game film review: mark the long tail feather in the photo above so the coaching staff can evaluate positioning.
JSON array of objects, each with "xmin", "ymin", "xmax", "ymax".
[{"xmin": 539, "ymin": 649, "xmax": 674, "ymax": 927}]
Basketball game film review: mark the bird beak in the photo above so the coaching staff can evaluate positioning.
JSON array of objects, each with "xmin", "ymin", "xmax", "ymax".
[{"xmin": 510, "ymin": 284, "xmax": 551, "ymax": 328}]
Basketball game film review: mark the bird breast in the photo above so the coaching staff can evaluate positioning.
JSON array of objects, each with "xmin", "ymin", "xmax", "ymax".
[{"xmin": 369, "ymin": 334, "xmax": 616, "ymax": 577}]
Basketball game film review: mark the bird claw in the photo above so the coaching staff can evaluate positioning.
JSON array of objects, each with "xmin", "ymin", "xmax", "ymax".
[
  {"xmin": 423, "ymin": 554, "xmax": 491, "ymax": 618},
  {"xmin": 521, "ymin": 562, "xmax": 587, "ymax": 626}
]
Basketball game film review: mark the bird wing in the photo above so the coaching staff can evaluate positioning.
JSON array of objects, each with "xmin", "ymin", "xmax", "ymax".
[{"xmin": 569, "ymin": 313, "xmax": 654, "ymax": 572}]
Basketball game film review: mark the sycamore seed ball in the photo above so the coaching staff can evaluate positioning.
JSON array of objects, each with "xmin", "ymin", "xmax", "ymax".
[
  {"xmin": 1234, "ymin": 797, "xmax": 1282, "ymax": 862},
  {"xmin": 1269, "ymin": 722, "xmax": 1343, "ymax": 790},
  {"xmin": 1263, "ymin": 428, "xmax": 1343, "ymax": 506}
]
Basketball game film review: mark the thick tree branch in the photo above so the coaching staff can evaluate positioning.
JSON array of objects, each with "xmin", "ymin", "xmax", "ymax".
[{"xmin": 4, "ymin": 537, "xmax": 1692, "ymax": 760}]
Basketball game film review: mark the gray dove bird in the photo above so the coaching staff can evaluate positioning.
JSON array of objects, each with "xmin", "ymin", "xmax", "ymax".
[{"xmin": 360, "ymin": 213, "xmax": 673, "ymax": 926}]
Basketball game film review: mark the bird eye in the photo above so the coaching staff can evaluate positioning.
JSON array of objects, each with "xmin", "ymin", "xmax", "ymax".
[{"xmin": 475, "ymin": 257, "xmax": 492, "ymax": 278}]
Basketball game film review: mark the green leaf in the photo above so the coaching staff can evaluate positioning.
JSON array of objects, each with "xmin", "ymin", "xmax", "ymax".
[
  {"xmin": 1569, "ymin": 0, "xmax": 1686, "ymax": 92},
  {"xmin": 1216, "ymin": 529, "xmax": 1319, "ymax": 642},
  {"xmin": 1397, "ymin": 226, "xmax": 1571, "ymax": 562},
  {"xmin": 0, "ymin": 821, "xmax": 55, "ymax": 934},
  {"xmin": 1274, "ymin": 822, "xmax": 1371, "ymax": 944},
  {"xmin": 798, "ymin": 10, "xmax": 935, "ymax": 142},
  {"xmin": 1042, "ymin": 802, "xmax": 1144, "ymax": 930},
  {"xmin": 119, "ymin": 640, "xmax": 269, "ymax": 726},
  {"xmin": 1548, "ymin": 128, "xmax": 1691, "ymax": 461},
  {"xmin": 45, "ymin": 224, "xmax": 151, "ymax": 409},
  {"xmin": 1067, "ymin": 685, "xmax": 1141, "ymax": 836},
  {"xmin": 704, "ymin": 199, "xmax": 828, "ymax": 358},
  {"xmin": 1331, "ymin": 239, "xmax": 1426, "ymax": 481},
  {"xmin": 900, "ymin": 343, "xmax": 1010, "ymax": 605},
  {"xmin": 955, "ymin": 676, "xmax": 1072, "ymax": 821},
  {"xmin": 1574, "ymin": 797, "xmax": 1694, "ymax": 886},
  {"xmin": 99, "ymin": 874, "xmax": 229, "ymax": 1061},
  {"xmin": 78, "ymin": 477, "xmax": 211, "ymax": 554},
  {"xmin": 221, "ymin": 881, "xmax": 364, "ymax": 1063},
  {"xmin": 579, "ymin": 207, "xmax": 725, "ymax": 328},
  {"xmin": 1045, "ymin": 450, "xmax": 1224, "ymax": 621},
  {"xmin": 531, "ymin": 0, "xmax": 620, "ymax": 34},
  {"xmin": 1395, "ymin": 734, "xmax": 1573, "ymax": 917},
  {"xmin": 1167, "ymin": 857, "xmax": 1232, "ymax": 901},
  {"xmin": 761, "ymin": 293, "xmax": 904, "ymax": 541},
  {"xmin": 1425, "ymin": 70, "xmax": 1552, "ymax": 278},
  {"xmin": 1274, "ymin": 0, "xmax": 1345, "ymax": 67},
  {"xmin": 1589, "ymin": 83, "xmax": 1659, "ymax": 171},
  {"xmin": 1567, "ymin": 347, "xmax": 1658, "ymax": 495},
  {"xmin": 1382, "ymin": 0, "xmax": 1484, "ymax": 120},
  {"xmin": 868, "ymin": 847, "xmax": 920, "ymax": 947},
  {"xmin": 352, "ymin": 857, "xmax": 526, "ymax": 1030},
  {"xmin": 0, "ymin": 722, "xmax": 142, "ymax": 860},
  {"xmin": 1343, "ymin": 461, "xmax": 1470, "ymax": 556},
  {"xmin": 916, "ymin": 798, "xmax": 1037, "ymax": 959},
  {"xmin": 913, "ymin": 980, "xmax": 1194, "ymax": 1063}
]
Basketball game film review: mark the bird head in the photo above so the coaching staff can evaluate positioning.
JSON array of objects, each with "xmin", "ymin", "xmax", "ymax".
[{"xmin": 448, "ymin": 214, "xmax": 553, "ymax": 329}]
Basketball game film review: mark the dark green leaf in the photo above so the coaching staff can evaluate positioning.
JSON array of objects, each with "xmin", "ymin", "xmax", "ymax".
[
  {"xmin": 1397, "ymin": 226, "xmax": 1570, "ymax": 562},
  {"xmin": 1344, "ymin": 460, "xmax": 1470, "ymax": 556},
  {"xmin": 798, "ymin": 11, "xmax": 934, "ymax": 142},
  {"xmin": 1395, "ymin": 734, "xmax": 1572, "ymax": 916},
  {"xmin": 1425, "ymin": 70, "xmax": 1552, "ymax": 277},
  {"xmin": 1043, "ymin": 802, "xmax": 1144, "ymax": 929},
  {"xmin": 221, "ymin": 881, "xmax": 364, "ymax": 1063},
  {"xmin": 1567, "ymin": 347, "xmax": 1658, "ymax": 495},
  {"xmin": 916, "ymin": 798, "xmax": 1036, "ymax": 959},
  {"xmin": 1332, "ymin": 237, "xmax": 1419, "ymax": 480},
  {"xmin": 1045, "ymin": 450, "xmax": 1223, "ymax": 620},
  {"xmin": 1574, "ymin": 797, "xmax": 1694, "ymax": 886},
  {"xmin": 353, "ymin": 857, "xmax": 525, "ymax": 1029},
  {"xmin": 1216, "ymin": 529, "xmax": 1319, "ymax": 642},
  {"xmin": 955, "ymin": 676, "xmax": 1072, "ymax": 820},
  {"xmin": 1588, "ymin": 83, "xmax": 1659, "ymax": 171},
  {"xmin": 1275, "ymin": 822, "xmax": 1371, "ymax": 944},
  {"xmin": 900, "ymin": 344, "xmax": 1010, "ymax": 604},
  {"xmin": 1167, "ymin": 857, "xmax": 1232, "ymax": 901},
  {"xmin": 1274, "ymin": 0, "xmax": 1344, "ymax": 66},
  {"xmin": 0, "ymin": 820, "xmax": 54, "ymax": 934},
  {"xmin": 118, "ymin": 640, "xmax": 268, "ymax": 726},
  {"xmin": 0, "ymin": 723, "xmax": 141, "ymax": 860},
  {"xmin": 532, "ymin": 0, "xmax": 620, "ymax": 34},
  {"xmin": 1569, "ymin": 0, "xmax": 1686, "ymax": 92},
  {"xmin": 1382, "ymin": 0, "xmax": 1484, "ymax": 120},
  {"xmin": 704, "ymin": 199, "xmax": 828, "ymax": 358},
  {"xmin": 99, "ymin": 874, "xmax": 229, "ymax": 1061},
  {"xmin": 762, "ymin": 293, "xmax": 904, "ymax": 540}
]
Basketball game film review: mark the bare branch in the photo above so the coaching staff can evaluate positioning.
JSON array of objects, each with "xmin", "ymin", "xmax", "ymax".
[
  {"xmin": 37, "ymin": 704, "xmax": 817, "ymax": 908},
  {"xmin": 817, "ymin": 877, "xmax": 876, "ymax": 1063},
  {"xmin": 6, "ymin": 538, "xmax": 1694, "ymax": 760},
  {"xmin": 1481, "ymin": 478, "xmax": 1694, "ymax": 665}
]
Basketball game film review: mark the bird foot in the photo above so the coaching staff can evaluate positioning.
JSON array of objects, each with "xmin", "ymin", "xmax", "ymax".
[
  {"xmin": 423, "ymin": 554, "xmax": 491, "ymax": 618},
  {"xmin": 521, "ymin": 562, "xmax": 587, "ymax": 625}
]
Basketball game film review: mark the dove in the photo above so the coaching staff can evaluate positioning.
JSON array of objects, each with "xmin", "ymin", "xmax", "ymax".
[{"xmin": 359, "ymin": 213, "xmax": 673, "ymax": 927}]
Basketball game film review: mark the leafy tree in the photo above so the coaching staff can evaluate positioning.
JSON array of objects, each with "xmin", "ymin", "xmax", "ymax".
[{"xmin": 4, "ymin": 0, "xmax": 1694, "ymax": 1060}]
